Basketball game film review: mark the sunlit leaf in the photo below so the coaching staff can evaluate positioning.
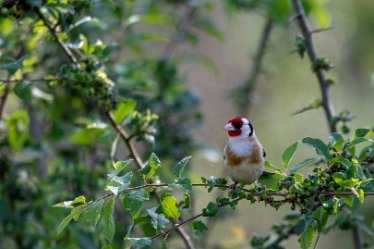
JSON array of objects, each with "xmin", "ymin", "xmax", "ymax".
[
  {"xmin": 138, "ymin": 153, "xmax": 161, "ymax": 179},
  {"xmin": 160, "ymin": 192, "xmax": 180, "ymax": 219},
  {"xmin": 82, "ymin": 199, "xmax": 104, "ymax": 226},
  {"xmin": 57, "ymin": 213, "xmax": 74, "ymax": 234},
  {"xmin": 298, "ymin": 223, "xmax": 314, "ymax": 249},
  {"xmin": 113, "ymin": 98, "xmax": 137, "ymax": 123}
]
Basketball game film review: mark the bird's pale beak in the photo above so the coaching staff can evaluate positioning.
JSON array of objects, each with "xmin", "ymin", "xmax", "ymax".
[{"xmin": 224, "ymin": 123, "xmax": 235, "ymax": 131}]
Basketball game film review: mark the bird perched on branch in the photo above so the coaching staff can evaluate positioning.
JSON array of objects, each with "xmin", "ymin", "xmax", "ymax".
[{"xmin": 223, "ymin": 117, "xmax": 266, "ymax": 188}]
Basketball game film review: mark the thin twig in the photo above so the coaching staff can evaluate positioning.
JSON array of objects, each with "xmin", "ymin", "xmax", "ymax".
[
  {"xmin": 313, "ymin": 232, "xmax": 320, "ymax": 249},
  {"xmin": 151, "ymin": 197, "xmax": 243, "ymax": 240},
  {"xmin": 0, "ymin": 78, "xmax": 60, "ymax": 84},
  {"xmin": 234, "ymin": 17, "xmax": 273, "ymax": 115},
  {"xmin": 291, "ymin": 0, "xmax": 336, "ymax": 132},
  {"xmin": 0, "ymin": 77, "xmax": 11, "ymax": 120},
  {"xmin": 35, "ymin": 8, "xmax": 80, "ymax": 68},
  {"xmin": 162, "ymin": 6, "xmax": 198, "ymax": 58},
  {"xmin": 105, "ymin": 111, "xmax": 145, "ymax": 168},
  {"xmin": 352, "ymin": 225, "xmax": 364, "ymax": 249}
]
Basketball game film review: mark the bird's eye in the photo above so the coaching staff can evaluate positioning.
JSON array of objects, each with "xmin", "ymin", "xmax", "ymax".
[{"xmin": 232, "ymin": 122, "xmax": 243, "ymax": 129}]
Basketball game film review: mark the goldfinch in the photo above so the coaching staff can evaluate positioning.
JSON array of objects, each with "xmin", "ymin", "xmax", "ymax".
[{"xmin": 223, "ymin": 117, "xmax": 266, "ymax": 187}]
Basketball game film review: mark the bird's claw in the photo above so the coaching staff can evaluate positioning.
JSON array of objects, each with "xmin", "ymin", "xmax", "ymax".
[{"xmin": 228, "ymin": 182, "xmax": 239, "ymax": 194}]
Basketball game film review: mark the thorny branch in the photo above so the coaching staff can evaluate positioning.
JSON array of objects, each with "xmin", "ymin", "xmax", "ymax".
[{"xmin": 291, "ymin": 0, "xmax": 336, "ymax": 132}]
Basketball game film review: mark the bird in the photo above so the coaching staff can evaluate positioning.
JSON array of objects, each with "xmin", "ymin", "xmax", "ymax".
[{"xmin": 223, "ymin": 117, "xmax": 266, "ymax": 188}]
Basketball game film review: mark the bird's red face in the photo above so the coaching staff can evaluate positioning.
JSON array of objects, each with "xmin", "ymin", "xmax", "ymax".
[{"xmin": 225, "ymin": 117, "xmax": 253, "ymax": 137}]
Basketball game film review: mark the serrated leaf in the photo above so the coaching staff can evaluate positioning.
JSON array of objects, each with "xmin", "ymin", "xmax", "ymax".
[
  {"xmin": 173, "ymin": 156, "xmax": 191, "ymax": 178},
  {"xmin": 298, "ymin": 224, "xmax": 314, "ymax": 249},
  {"xmin": 123, "ymin": 189, "xmax": 149, "ymax": 218},
  {"xmin": 202, "ymin": 202, "xmax": 218, "ymax": 217},
  {"xmin": 125, "ymin": 237, "xmax": 152, "ymax": 249},
  {"xmin": 138, "ymin": 153, "xmax": 160, "ymax": 179},
  {"xmin": 193, "ymin": 220, "xmax": 208, "ymax": 236},
  {"xmin": 176, "ymin": 177, "xmax": 192, "ymax": 191},
  {"xmin": 355, "ymin": 128, "xmax": 369, "ymax": 138},
  {"xmin": 290, "ymin": 158, "xmax": 319, "ymax": 173},
  {"xmin": 113, "ymin": 98, "xmax": 137, "ymax": 123},
  {"xmin": 82, "ymin": 199, "xmax": 104, "ymax": 226},
  {"xmin": 312, "ymin": 207, "xmax": 328, "ymax": 232},
  {"xmin": 146, "ymin": 207, "xmax": 169, "ymax": 231},
  {"xmin": 57, "ymin": 213, "xmax": 74, "ymax": 234},
  {"xmin": 160, "ymin": 192, "xmax": 180, "ymax": 219},
  {"xmin": 302, "ymin": 137, "xmax": 331, "ymax": 160},
  {"xmin": 102, "ymin": 199, "xmax": 115, "ymax": 243},
  {"xmin": 282, "ymin": 142, "xmax": 298, "ymax": 168}
]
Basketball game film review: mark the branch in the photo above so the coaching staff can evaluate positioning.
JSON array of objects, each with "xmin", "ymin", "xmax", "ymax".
[
  {"xmin": 0, "ymin": 78, "xmax": 60, "ymax": 84},
  {"xmin": 233, "ymin": 17, "xmax": 274, "ymax": 115},
  {"xmin": 151, "ymin": 197, "xmax": 244, "ymax": 240},
  {"xmin": 162, "ymin": 6, "xmax": 198, "ymax": 58},
  {"xmin": 0, "ymin": 77, "xmax": 11, "ymax": 120},
  {"xmin": 35, "ymin": 8, "xmax": 80, "ymax": 68},
  {"xmin": 291, "ymin": 0, "xmax": 336, "ymax": 132},
  {"xmin": 105, "ymin": 111, "xmax": 145, "ymax": 168}
]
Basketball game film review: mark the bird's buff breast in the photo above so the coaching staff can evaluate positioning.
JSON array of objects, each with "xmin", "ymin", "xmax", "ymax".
[{"xmin": 224, "ymin": 161, "xmax": 263, "ymax": 184}]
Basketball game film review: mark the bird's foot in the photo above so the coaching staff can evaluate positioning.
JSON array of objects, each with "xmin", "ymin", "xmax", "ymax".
[{"xmin": 228, "ymin": 182, "xmax": 239, "ymax": 194}]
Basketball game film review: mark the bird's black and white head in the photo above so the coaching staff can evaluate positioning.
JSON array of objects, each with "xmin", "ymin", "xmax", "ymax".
[{"xmin": 224, "ymin": 117, "xmax": 254, "ymax": 139}]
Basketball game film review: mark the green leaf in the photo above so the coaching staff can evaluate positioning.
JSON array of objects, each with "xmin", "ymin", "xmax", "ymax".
[
  {"xmin": 123, "ymin": 189, "xmax": 149, "ymax": 218},
  {"xmin": 183, "ymin": 191, "xmax": 190, "ymax": 209},
  {"xmin": 125, "ymin": 237, "xmax": 152, "ymax": 249},
  {"xmin": 160, "ymin": 192, "xmax": 180, "ymax": 219},
  {"xmin": 264, "ymin": 160, "xmax": 284, "ymax": 173},
  {"xmin": 176, "ymin": 177, "xmax": 192, "ymax": 191},
  {"xmin": 162, "ymin": 239, "xmax": 167, "ymax": 249},
  {"xmin": 127, "ymin": 13, "xmax": 172, "ymax": 25},
  {"xmin": 298, "ymin": 224, "xmax": 315, "ymax": 249},
  {"xmin": 113, "ymin": 98, "xmax": 137, "ymax": 123},
  {"xmin": 329, "ymin": 133, "xmax": 345, "ymax": 151},
  {"xmin": 72, "ymin": 195, "xmax": 86, "ymax": 205},
  {"xmin": 112, "ymin": 160, "xmax": 133, "ymax": 176},
  {"xmin": 356, "ymin": 188, "xmax": 365, "ymax": 204},
  {"xmin": 193, "ymin": 220, "xmax": 208, "ymax": 236},
  {"xmin": 332, "ymin": 172, "xmax": 360, "ymax": 188},
  {"xmin": 14, "ymin": 81, "xmax": 32, "ymax": 102},
  {"xmin": 282, "ymin": 142, "xmax": 298, "ymax": 168},
  {"xmin": 138, "ymin": 153, "xmax": 161, "ymax": 179},
  {"xmin": 102, "ymin": 199, "xmax": 115, "ymax": 243},
  {"xmin": 53, "ymin": 201, "xmax": 74, "ymax": 209},
  {"xmin": 355, "ymin": 128, "xmax": 369, "ymax": 138},
  {"xmin": 173, "ymin": 156, "xmax": 191, "ymax": 178},
  {"xmin": 258, "ymin": 172, "xmax": 285, "ymax": 190},
  {"xmin": 69, "ymin": 126, "xmax": 107, "ymax": 144},
  {"xmin": 57, "ymin": 213, "xmax": 74, "ymax": 234},
  {"xmin": 302, "ymin": 137, "xmax": 331, "ymax": 160},
  {"xmin": 82, "ymin": 199, "xmax": 104, "ymax": 226},
  {"xmin": 290, "ymin": 158, "xmax": 319, "ymax": 173},
  {"xmin": 312, "ymin": 207, "xmax": 328, "ymax": 232},
  {"xmin": 351, "ymin": 137, "xmax": 368, "ymax": 146},
  {"xmin": 202, "ymin": 202, "xmax": 218, "ymax": 217},
  {"xmin": 146, "ymin": 207, "xmax": 169, "ymax": 231}
]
